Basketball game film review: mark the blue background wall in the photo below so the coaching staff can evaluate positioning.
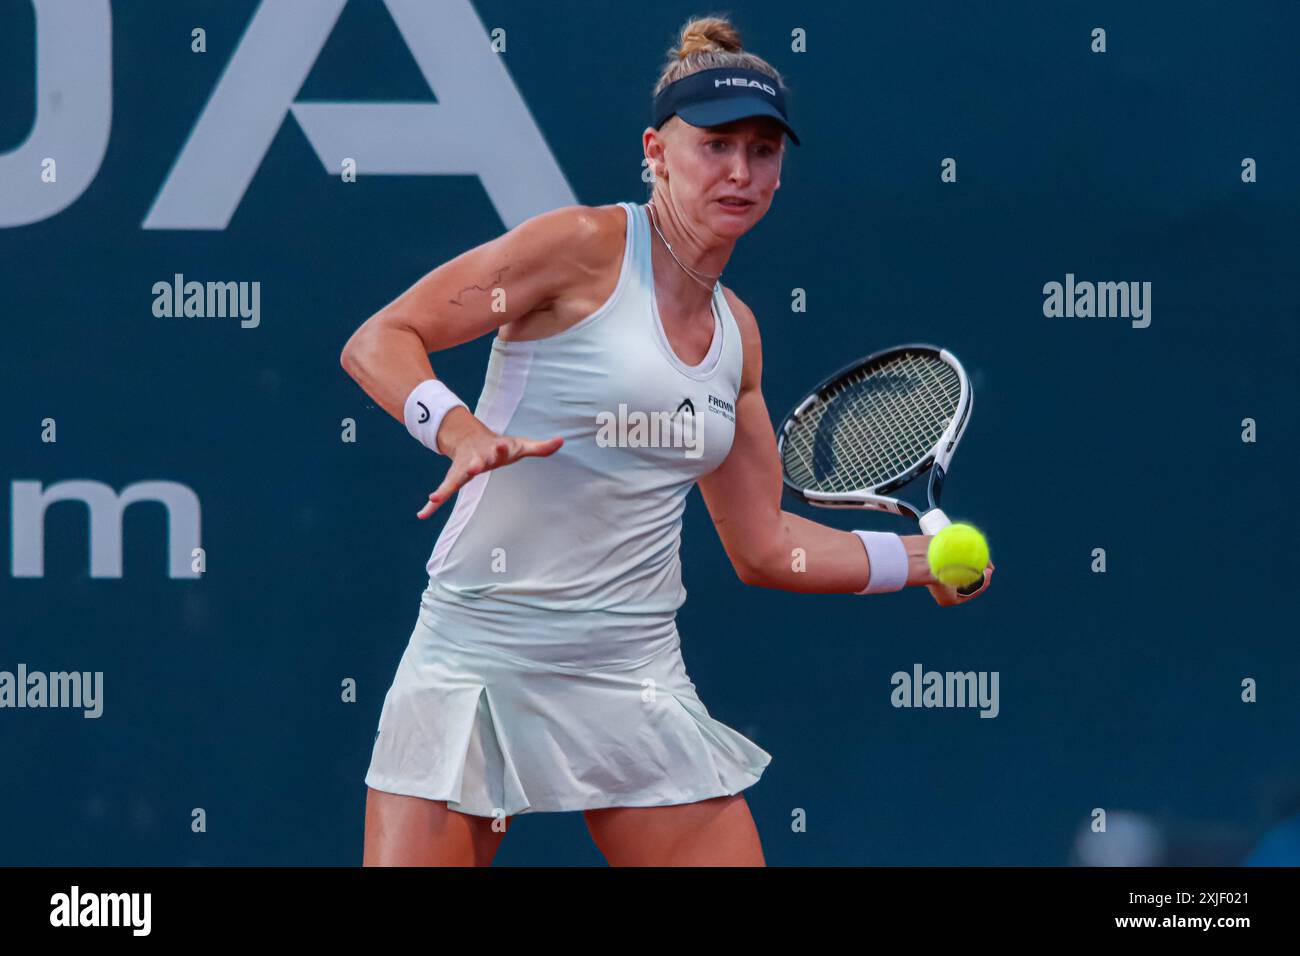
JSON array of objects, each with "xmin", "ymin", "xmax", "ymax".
[{"xmin": 2, "ymin": 0, "xmax": 1297, "ymax": 865}]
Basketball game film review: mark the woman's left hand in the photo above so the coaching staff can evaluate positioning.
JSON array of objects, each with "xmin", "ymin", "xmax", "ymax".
[{"xmin": 927, "ymin": 561, "xmax": 994, "ymax": 607}]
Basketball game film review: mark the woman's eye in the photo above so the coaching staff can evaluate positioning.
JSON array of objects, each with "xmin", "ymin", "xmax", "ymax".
[{"xmin": 707, "ymin": 140, "xmax": 774, "ymax": 155}]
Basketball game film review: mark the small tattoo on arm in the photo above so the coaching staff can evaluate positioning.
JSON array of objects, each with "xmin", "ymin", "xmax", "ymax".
[{"xmin": 450, "ymin": 266, "xmax": 509, "ymax": 306}]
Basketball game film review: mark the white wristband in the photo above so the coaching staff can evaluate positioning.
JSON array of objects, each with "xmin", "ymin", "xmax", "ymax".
[
  {"xmin": 404, "ymin": 379, "xmax": 468, "ymax": 456},
  {"xmin": 852, "ymin": 530, "xmax": 909, "ymax": 594}
]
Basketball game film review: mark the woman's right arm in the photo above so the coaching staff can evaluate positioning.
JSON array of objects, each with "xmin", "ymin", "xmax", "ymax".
[{"xmin": 340, "ymin": 204, "xmax": 601, "ymax": 516}]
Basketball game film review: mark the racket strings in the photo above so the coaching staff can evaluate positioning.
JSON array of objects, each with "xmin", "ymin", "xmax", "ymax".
[
  {"xmin": 783, "ymin": 352, "xmax": 961, "ymax": 493},
  {"xmin": 825, "ymin": 370, "xmax": 925, "ymax": 485},
  {"xmin": 837, "ymin": 376, "xmax": 935, "ymax": 484},
  {"xmin": 830, "ymin": 354, "xmax": 959, "ymax": 485}
]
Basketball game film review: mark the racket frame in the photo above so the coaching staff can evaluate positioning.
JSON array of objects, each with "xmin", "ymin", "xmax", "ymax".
[{"xmin": 777, "ymin": 343, "xmax": 973, "ymax": 534}]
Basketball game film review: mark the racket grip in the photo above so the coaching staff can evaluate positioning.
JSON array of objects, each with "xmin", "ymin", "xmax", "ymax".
[{"xmin": 917, "ymin": 508, "xmax": 951, "ymax": 536}]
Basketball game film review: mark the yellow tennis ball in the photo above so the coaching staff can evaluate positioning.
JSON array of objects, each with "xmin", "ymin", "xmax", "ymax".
[{"xmin": 927, "ymin": 523, "xmax": 989, "ymax": 588}]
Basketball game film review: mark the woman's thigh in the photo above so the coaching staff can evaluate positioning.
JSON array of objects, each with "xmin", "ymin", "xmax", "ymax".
[
  {"xmin": 363, "ymin": 787, "xmax": 509, "ymax": 866},
  {"xmin": 583, "ymin": 794, "xmax": 764, "ymax": 866}
]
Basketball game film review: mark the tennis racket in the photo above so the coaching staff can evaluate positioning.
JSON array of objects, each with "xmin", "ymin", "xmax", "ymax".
[{"xmin": 777, "ymin": 343, "xmax": 987, "ymax": 595}]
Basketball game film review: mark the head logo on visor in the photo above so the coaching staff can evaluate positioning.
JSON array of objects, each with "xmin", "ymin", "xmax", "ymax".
[{"xmin": 652, "ymin": 67, "xmax": 800, "ymax": 146}]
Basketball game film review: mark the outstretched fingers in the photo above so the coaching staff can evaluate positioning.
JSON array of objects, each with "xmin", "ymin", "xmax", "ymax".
[
  {"xmin": 514, "ymin": 435, "xmax": 565, "ymax": 458},
  {"xmin": 417, "ymin": 458, "xmax": 480, "ymax": 519},
  {"xmin": 414, "ymin": 435, "xmax": 563, "ymax": 520}
]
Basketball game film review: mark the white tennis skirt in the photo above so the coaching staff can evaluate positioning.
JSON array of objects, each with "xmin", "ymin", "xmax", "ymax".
[{"xmin": 364, "ymin": 581, "xmax": 771, "ymax": 817}]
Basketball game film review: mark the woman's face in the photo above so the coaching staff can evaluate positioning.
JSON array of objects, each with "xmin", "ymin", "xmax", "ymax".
[{"xmin": 650, "ymin": 116, "xmax": 785, "ymax": 239}]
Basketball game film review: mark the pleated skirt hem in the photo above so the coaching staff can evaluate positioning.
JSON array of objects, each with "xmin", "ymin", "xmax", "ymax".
[{"xmin": 364, "ymin": 594, "xmax": 772, "ymax": 818}]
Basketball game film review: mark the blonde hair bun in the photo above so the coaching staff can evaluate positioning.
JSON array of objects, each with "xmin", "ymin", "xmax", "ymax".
[{"xmin": 675, "ymin": 16, "xmax": 744, "ymax": 59}]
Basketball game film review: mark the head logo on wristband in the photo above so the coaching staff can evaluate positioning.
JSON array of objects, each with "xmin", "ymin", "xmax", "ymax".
[{"xmin": 404, "ymin": 379, "xmax": 467, "ymax": 455}]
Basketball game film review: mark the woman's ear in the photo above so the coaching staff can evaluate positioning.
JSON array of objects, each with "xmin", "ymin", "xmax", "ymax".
[{"xmin": 643, "ymin": 127, "xmax": 665, "ymax": 182}]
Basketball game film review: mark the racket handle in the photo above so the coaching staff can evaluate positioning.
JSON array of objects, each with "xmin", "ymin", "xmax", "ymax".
[{"xmin": 917, "ymin": 508, "xmax": 951, "ymax": 536}]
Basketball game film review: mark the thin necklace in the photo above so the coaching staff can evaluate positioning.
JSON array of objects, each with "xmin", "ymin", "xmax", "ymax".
[{"xmin": 646, "ymin": 200, "xmax": 720, "ymax": 292}]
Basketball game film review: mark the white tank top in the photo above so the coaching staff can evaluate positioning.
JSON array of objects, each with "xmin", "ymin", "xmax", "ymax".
[{"xmin": 425, "ymin": 201, "xmax": 744, "ymax": 614}]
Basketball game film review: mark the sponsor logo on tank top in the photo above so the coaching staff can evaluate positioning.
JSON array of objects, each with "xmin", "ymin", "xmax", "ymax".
[{"xmin": 706, "ymin": 394, "xmax": 735, "ymax": 422}]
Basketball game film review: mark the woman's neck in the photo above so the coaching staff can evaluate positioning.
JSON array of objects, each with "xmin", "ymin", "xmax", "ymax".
[{"xmin": 645, "ymin": 199, "xmax": 732, "ymax": 307}]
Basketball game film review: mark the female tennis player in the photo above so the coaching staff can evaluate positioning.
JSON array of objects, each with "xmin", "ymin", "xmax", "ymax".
[{"xmin": 342, "ymin": 15, "xmax": 993, "ymax": 867}]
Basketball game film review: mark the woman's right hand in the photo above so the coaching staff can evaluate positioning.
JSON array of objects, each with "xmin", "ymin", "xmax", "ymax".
[{"xmin": 417, "ymin": 417, "xmax": 563, "ymax": 519}]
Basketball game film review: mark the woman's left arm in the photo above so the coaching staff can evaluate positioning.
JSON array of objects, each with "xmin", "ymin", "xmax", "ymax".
[{"xmin": 697, "ymin": 294, "xmax": 987, "ymax": 603}]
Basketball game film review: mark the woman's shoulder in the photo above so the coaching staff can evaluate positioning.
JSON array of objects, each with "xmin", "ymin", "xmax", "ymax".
[
  {"xmin": 718, "ymin": 284, "xmax": 763, "ymax": 387},
  {"xmin": 719, "ymin": 284, "xmax": 761, "ymax": 349},
  {"xmin": 516, "ymin": 203, "xmax": 629, "ymax": 269},
  {"xmin": 493, "ymin": 204, "xmax": 632, "ymax": 342}
]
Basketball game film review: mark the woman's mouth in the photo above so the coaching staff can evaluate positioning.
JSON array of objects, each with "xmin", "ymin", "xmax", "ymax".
[{"xmin": 716, "ymin": 198, "xmax": 753, "ymax": 210}]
